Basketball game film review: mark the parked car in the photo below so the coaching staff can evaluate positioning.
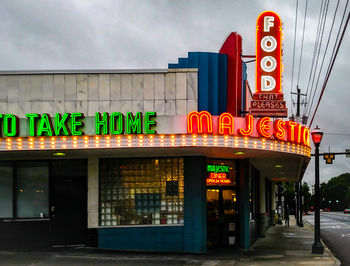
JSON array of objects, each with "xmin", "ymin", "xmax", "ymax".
[
  {"xmin": 324, "ymin": 208, "xmax": 330, "ymax": 212},
  {"xmin": 344, "ymin": 209, "xmax": 350, "ymax": 214}
]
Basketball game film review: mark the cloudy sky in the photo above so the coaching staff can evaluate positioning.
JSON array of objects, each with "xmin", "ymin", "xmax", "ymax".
[{"xmin": 1, "ymin": 0, "xmax": 349, "ymax": 185}]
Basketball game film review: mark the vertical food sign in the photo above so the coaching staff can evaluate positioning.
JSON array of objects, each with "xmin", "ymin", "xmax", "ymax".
[{"xmin": 250, "ymin": 11, "xmax": 288, "ymax": 117}]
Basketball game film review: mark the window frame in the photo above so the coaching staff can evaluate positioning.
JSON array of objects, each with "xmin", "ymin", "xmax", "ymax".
[
  {"xmin": 0, "ymin": 162, "xmax": 14, "ymax": 219},
  {"xmin": 0, "ymin": 160, "xmax": 50, "ymax": 221},
  {"xmin": 98, "ymin": 156, "xmax": 185, "ymax": 227}
]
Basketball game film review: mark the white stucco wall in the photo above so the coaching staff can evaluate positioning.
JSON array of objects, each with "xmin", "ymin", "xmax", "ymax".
[{"xmin": 0, "ymin": 69, "xmax": 198, "ymax": 117}]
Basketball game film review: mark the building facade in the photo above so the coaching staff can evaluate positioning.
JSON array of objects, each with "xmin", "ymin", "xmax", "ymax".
[{"xmin": 0, "ymin": 32, "xmax": 310, "ymax": 253}]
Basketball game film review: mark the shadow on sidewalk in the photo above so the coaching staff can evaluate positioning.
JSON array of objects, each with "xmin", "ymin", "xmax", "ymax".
[
  {"xmin": 0, "ymin": 218, "xmax": 337, "ymax": 265},
  {"xmin": 237, "ymin": 217, "xmax": 337, "ymax": 265}
]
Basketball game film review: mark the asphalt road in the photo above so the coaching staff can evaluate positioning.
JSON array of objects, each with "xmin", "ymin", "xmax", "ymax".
[{"xmin": 304, "ymin": 212, "xmax": 350, "ymax": 266}]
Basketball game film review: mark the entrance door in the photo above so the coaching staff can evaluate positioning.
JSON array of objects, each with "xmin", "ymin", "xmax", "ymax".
[
  {"xmin": 207, "ymin": 188, "xmax": 237, "ymax": 248},
  {"xmin": 50, "ymin": 160, "xmax": 87, "ymax": 246}
]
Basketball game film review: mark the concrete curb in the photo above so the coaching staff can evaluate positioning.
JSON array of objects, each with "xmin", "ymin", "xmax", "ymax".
[{"xmin": 303, "ymin": 219, "xmax": 341, "ymax": 266}]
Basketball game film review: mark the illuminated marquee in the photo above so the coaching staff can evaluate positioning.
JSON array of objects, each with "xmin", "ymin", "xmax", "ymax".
[
  {"xmin": 187, "ymin": 111, "xmax": 310, "ymax": 147},
  {"xmin": 250, "ymin": 11, "xmax": 287, "ymax": 117}
]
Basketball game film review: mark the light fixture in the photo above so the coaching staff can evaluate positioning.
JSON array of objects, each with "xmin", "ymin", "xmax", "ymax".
[
  {"xmin": 52, "ymin": 152, "xmax": 66, "ymax": 156},
  {"xmin": 275, "ymin": 165, "xmax": 283, "ymax": 168},
  {"xmin": 311, "ymin": 125, "xmax": 323, "ymax": 146},
  {"xmin": 234, "ymin": 152, "xmax": 245, "ymax": 155}
]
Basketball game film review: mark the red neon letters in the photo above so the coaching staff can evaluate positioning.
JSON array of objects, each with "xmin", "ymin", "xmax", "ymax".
[
  {"xmin": 257, "ymin": 117, "xmax": 271, "ymax": 138},
  {"xmin": 206, "ymin": 172, "xmax": 231, "ymax": 185},
  {"xmin": 302, "ymin": 126, "xmax": 310, "ymax": 147},
  {"xmin": 186, "ymin": 112, "xmax": 310, "ymax": 147},
  {"xmin": 238, "ymin": 115, "xmax": 254, "ymax": 136},
  {"xmin": 187, "ymin": 111, "xmax": 213, "ymax": 134},
  {"xmin": 218, "ymin": 113, "xmax": 234, "ymax": 134},
  {"xmin": 256, "ymin": 11, "xmax": 282, "ymax": 94},
  {"xmin": 286, "ymin": 121, "xmax": 297, "ymax": 142},
  {"xmin": 273, "ymin": 119, "xmax": 286, "ymax": 141}
]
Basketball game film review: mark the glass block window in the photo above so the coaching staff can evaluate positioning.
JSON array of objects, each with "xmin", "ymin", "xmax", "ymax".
[{"xmin": 99, "ymin": 158, "xmax": 184, "ymax": 226}]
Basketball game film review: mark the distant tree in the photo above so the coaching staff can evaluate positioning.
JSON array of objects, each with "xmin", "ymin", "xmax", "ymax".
[
  {"xmin": 283, "ymin": 182, "xmax": 295, "ymax": 214},
  {"xmin": 321, "ymin": 173, "xmax": 350, "ymax": 211},
  {"xmin": 346, "ymin": 189, "xmax": 350, "ymax": 208},
  {"xmin": 302, "ymin": 182, "xmax": 312, "ymax": 212}
]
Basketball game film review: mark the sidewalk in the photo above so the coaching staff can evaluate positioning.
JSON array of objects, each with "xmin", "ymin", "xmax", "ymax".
[
  {"xmin": 234, "ymin": 217, "xmax": 340, "ymax": 265},
  {"xmin": 0, "ymin": 217, "xmax": 339, "ymax": 266}
]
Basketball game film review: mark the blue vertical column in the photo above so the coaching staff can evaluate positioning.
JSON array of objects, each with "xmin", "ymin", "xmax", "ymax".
[
  {"xmin": 238, "ymin": 160, "xmax": 250, "ymax": 249},
  {"xmin": 168, "ymin": 52, "xmax": 227, "ymax": 115},
  {"xmin": 184, "ymin": 156, "xmax": 207, "ymax": 253}
]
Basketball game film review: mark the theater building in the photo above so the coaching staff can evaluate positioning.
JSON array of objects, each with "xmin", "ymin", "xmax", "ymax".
[{"xmin": 0, "ymin": 12, "xmax": 310, "ymax": 253}]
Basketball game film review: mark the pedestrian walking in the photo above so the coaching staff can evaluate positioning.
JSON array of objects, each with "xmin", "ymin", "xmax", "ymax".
[{"xmin": 285, "ymin": 204, "xmax": 290, "ymax": 227}]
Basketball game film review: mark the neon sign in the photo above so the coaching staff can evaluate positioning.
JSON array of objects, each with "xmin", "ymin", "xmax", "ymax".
[
  {"xmin": 95, "ymin": 112, "xmax": 157, "ymax": 135},
  {"xmin": 256, "ymin": 11, "xmax": 282, "ymax": 94},
  {"xmin": 0, "ymin": 112, "xmax": 157, "ymax": 137},
  {"xmin": 206, "ymin": 173, "xmax": 231, "ymax": 185},
  {"xmin": 187, "ymin": 112, "xmax": 310, "ymax": 147},
  {"xmin": 207, "ymin": 164, "xmax": 231, "ymax": 185},
  {"xmin": 187, "ymin": 111, "xmax": 213, "ymax": 134},
  {"xmin": 250, "ymin": 11, "xmax": 287, "ymax": 117},
  {"xmin": 207, "ymin": 164, "xmax": 229, "ymax": 173}
]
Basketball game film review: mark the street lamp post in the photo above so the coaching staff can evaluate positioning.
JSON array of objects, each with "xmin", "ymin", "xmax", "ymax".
[{"xmin": 311, "ymin": 125, "xmax": 324, "ymax": 254}]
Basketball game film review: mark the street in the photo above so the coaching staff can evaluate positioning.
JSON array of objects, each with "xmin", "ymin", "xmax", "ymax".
[{"xmin": 304, "ymin": 212, "xmax": 350, "ymax": 265}]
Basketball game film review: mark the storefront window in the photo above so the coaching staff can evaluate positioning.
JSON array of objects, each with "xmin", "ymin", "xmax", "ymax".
[
  {"xmin": 16, "ymin": 163, "xmax": 49, "ymax": 218},
  {"xmin": 99, "ymin": 158, "xmax": 184, "ymax": 226},
  {"xmin": 0, "ymin": 165, "xmax": 13, "ymax": 218}
]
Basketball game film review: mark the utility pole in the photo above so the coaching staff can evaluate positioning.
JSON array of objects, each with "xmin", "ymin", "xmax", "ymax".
[
  {"xmin": 291, "ymin": 86, "xmax": 307, "ymax": 227},
  {"xmin": 291, "ymin": 86, "xmax": 307, "ymax": 123}
]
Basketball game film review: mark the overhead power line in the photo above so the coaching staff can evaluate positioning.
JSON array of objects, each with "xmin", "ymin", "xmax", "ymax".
[
  {"xmin": 296, "ymin": 0, "xmax": 309, "ymax": 87},
  {"xmin": 307, "ymin": 0, "xmax": 340, "ymax": 119},
  {"xmin": 308, "ymin": 5, "xmax": 350, "ymax": 127},
  {"xmin": 305, "ymin": 0, "xmax": 330, "ymax": 115},
  {"xmin": 304, "ymin": 0, "xmax": 325, "ymax": 112},
  {"xmin": 290, "ymin": 0, "xmax": 299, "ymax": 115},
  {"xmin": 324, "ymin": 0, "xmax": 349, "ymax": 83},
  {"xmin": 324, "ymin": 132, "xmax": 350, "ymax": 136}
]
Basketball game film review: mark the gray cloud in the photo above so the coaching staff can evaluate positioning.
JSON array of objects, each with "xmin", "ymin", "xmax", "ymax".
[{"xmin": 0, "ymin": 0, "xmax": 349, "ymax": 184}]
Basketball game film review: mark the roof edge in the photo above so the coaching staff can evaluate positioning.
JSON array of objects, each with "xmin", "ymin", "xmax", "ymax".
[{"xmin": 0, "ymin": 69, "xmax": 170, "ymax": 75}]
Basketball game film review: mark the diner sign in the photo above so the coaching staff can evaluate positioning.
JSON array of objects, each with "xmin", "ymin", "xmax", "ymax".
[
  {"xmin": 250, "ymin": 11, "xmax": 287, "ymax": 117},
  {"xmin": 207, "ymin": 164, "xmax": 232, "ymax": 185}
]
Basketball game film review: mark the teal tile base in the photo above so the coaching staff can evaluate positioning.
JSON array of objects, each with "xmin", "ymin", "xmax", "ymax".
[{"xmin": 99, "ymin": 226, "xmax": 184, "ymax": 252}]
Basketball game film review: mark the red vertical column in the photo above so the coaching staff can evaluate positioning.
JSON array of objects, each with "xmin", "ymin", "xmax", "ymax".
[{"xmin": 219, "ymin": 32, "xmax": 243, "ymax": 117}]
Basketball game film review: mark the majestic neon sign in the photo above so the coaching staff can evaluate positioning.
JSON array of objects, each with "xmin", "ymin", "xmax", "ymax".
[
  {"xmin": 187, "ymin": 111, "xmax": 310, "ymax": 147},
  {"xmin": 207, "ymin": 164, "xmax": 231, "ymax": 185},
  {"xmin": 207, "ymin": 164, "xmax": 230, "ymax": 173}
]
